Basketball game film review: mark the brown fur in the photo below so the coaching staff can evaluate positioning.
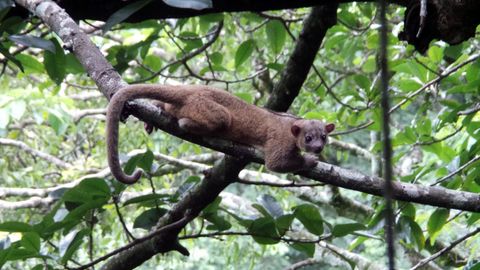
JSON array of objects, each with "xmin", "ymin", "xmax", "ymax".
[{"xmin": 106, "ymin": 84, "xmax": 335, "ymax": 184}]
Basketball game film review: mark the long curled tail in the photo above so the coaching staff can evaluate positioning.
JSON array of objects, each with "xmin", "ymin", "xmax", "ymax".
[{"xmin": 106, "ymin": 84, "xmax": 190, "ymax": 184}]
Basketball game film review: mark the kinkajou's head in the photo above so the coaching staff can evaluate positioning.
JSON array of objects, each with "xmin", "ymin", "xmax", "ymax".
[{"xmin": 291, "ymin": 120, "xmax": 335, "ymax": 154}]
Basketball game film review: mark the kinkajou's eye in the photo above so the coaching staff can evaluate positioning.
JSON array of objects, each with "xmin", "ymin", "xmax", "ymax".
[
  {"xmin": 321, "ymin": 135, "xmax": 326, "ymax": 140},
  {"xmin": 305, "ymin": 135, "xmax": 312, "ymax": 142}
]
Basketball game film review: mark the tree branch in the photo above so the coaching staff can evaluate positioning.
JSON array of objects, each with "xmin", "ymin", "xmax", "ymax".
[{"xmin": 0, "ymin": 138, "xmax": 70, "ymax": 168}]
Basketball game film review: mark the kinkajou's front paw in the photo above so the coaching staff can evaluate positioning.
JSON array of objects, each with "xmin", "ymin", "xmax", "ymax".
[{"xmin": 303, "ymin": 154, "xmax": 319, "ymax": 169}]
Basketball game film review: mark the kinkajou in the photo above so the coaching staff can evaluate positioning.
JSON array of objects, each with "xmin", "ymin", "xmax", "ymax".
[{"xmin": 106, "ymin": 84, "xmax": 335, "ymax": 184}]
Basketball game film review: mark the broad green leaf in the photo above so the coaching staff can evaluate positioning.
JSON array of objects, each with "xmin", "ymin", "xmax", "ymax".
[
  {"xmin": 60, "ymin": 229, "xmax": 89, "ymax": 264},
  {"xmin": 294, "ymin": 204, "xmax": 323, "ymax": 235},
  {"xmin": 291, "ymin": 243, "xmax": 315, "ymax": 257},
  {"xmin": 137, "ymin": 150, "xmax": 154, "ymax": 172},
  {"xmin": 467, "ymin": 213, "xmax": 480, "ymax": 226},
  {"xmin": 21, "ymin": 232, "xmax": 40, "ymax": 253},
  {"xmin": 248, "ymin": 217, "xmax": 279, "ymax": 245},
  {"xmin": 265, "ymin": 20, "xmax": 286, "ymax": 55},
  {"xmin": 102, "ymin": 0, "xmax": 153, "ymax": 33},
  {"xmin": 235, "ymin": 39, "xmax": 254, "ymax": 68},
  {"xmin": 15, "ymin": 54, "xmax": 43, "ymax": 73},
  {"xmin": 63, "ymin": 178, "xmax": 110, "ymax": 203},
  {"xmin": 427, "ymin": 45, "xmax": 443, "ymax": 63},
  {"xmin": 2, "ymin": 247, "xmax": 37, "ymax": 261},
  {"xmin": 179, "ymin": 31, "xmax": 203, "ymax": 52},
  {"xmin": 63, "ymin": 199, "xmax": 109, "ymax": 223},
  {"xmin": 276, "ymin": 214, "xmax": 294, "ymax": 236},
  {"xmin": 43, "ymin": 39, "xmax": 65, "ymax": 85},
  {"xmin": 123, "ymin": 194, "xmax": 170, "ymax": 207},
  {"xmin": 234, "ymin": 92, "xmax": 253, "ymax": 104},
  {"xmin": 421, "ymin": 142, "xmax": 456, "ymax": 163},
  {"xmin": 353, "ymin": 75, "xmax": 371, "ymax": 90},
  {"xmin": 32, "ymin": 265, "xmax": 54, "ymax": 270},
  {"xmin": 65, "ymin": 53, "xmax": 85, "ymax": 74},
  {"xmin": 401, "ymin": 203, "xmax": 416, "ymax": 219},
  {"xmin": 427, "ymin": 208, "xmax": 449, "ymax": 244},
  {"xmin": 0, "ymin": 222, "xmax": 33, "ymax": 233},
  {"xmin": 332, "ymin": 223, "xmax": 366, "ymax": 237},
  {"xmin": 204, "ymin": 214, "xmax": 231, "ymax": 231},
  {"xmin": 444, "ymin": 44, "xmax": 464, "ymax": 60},
  {"xmin": 408, "ymin": 219, "xmax": 425, "ymax": 251},
  {"xmin": 467, "ymin": 262, "xmax": 480, "ymax": 270},
  {"xmin": 0, "ymin": 43, "xmax": 23, "ymax": 72},
  {"xmin": 133, "ymin": 208, "xmax": 167, "ymax": 230},
  {"xmin": 209, "ymin": 52, "xmax": 223, "ymax": 65}
]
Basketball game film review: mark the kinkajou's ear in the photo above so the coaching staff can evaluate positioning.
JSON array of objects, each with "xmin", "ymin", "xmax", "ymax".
[
  {"xmin": 291, "ymin": 125, "xmax": 301, "ymax": 137},
  {"xmin": 325, "ymin": 123, "xmax": 335, "ymax": 133}
]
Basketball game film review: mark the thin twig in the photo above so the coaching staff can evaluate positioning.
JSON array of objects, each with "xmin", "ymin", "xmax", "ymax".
[
  {"xmin": 71, "ymin": 215, "xmax": 192, "ymax": 270},
  {"xmin": 431, "ymin": 156, "xmax": 480, "ymax": 186},
  {"xmin": 410, "ymin": 227, "xmax": 480, "ymax": 270}
]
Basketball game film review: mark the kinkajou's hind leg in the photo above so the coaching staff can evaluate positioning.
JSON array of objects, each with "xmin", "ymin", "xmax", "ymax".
[{"xmin": 177, "ymin": 99, "xmax": 231, "ymax": 134}]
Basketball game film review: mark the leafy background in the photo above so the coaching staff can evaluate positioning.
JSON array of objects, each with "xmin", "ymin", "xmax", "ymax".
[{"xmin": 0, "ymin": 2, "xmax": 480, "ymax": 269}]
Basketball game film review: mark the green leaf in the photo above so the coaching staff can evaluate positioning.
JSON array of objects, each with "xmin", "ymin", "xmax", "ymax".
[
  {"xmin": 427, "ymin": 208, "xmax": 449, "ymax": 244},
  {"xmin": 332, "ymin": 223, "xmax": 367, "ymax": 237},
  {"xmin": 102, "ymin": 0, "xmax": 153, "ymax": 33},
  {"xmin": 275, "ymin": 214, "xmax": 294, "ymax": 236},
  {"xmin": 265, "ymin": 20, "xmax": 286, "ymax": 55},
  {"xmin": 134, "ymin": 208, "xmax": 167, "ymax": 230},
  {"xmin": 2, "ymin": 247, "xmax": 37, "ymax": 261},
  {"xmin": 467, "ymin": 262, "xmax": 480, "ymax": 270},
  {"xmin": 353, "ymin": 75, "xmax": 371, "ymax": 90},
  {"xmin": 123, "ymin": 194, "xmax": 170, "ymax": 207},
  {"xmin": 0, "ymin": 43, "xmax": 23, "ymax": 72},
  {"xmin": 63, "ymin": 178, "xmax": 110, "ymax": 204},
  {"xmin": 15, "ymin": 54, "xmax": 43, "ymax": 73},
  {"xmin": 204, "ymin": 214, "xmax": 231, "ymax": 231},
  {"xmin": 8, "ymin": 35, "xmax": 55, "ymax": 52},
  {"xmin": 421, "ymin": 143, "xmax": 456, "ymax": 163},
  {"xmin": 401, "ymin": 203, "xmax": 416, "ymax": 219},
  {"xmin": 137, "ymin": 150, "xmax": 154, "ymax": 172},
  {"xmin": 43, "ymin": 39, "xmax": 65, "ymax": 85},
  {"xmin": 467, "ymin": 213, "xmax": 480, "ymax": 226},
  {"xmin": 234, "ymin": 92, "xmax": 253, "ymax": 104},
  {"xmin": 427, "ymin": 45, "xmax": 443, "ymax": 63},
  {"xmin": 291, "ymin": 243, "xmax": 315, "ymax": 257},
  {"xmin": 21, "ymin": 232, "xmax": 40, "ymax": 253},
  {"xmin": 408, "ymin": 219, "xmax": 425, "ymax": 251},
  {"xmin": 60, "ymin": 229, "xmax": 90, "ymax": 264},
  {"xmin": 47, "ymin": 110, "xmax": 68, "ymax": 135},
  {"xmin": 209, "ymin": 51, "xmax": 223, "ymax": 65},
  {"xmin": 65, "ymin": 53, "xmax": 85, "ymax": 74},
  {"xmin": 248, "ymin": 217, "xmax": 279, "ymax": 245},
  {"xmin": 63, "ymin": 199, "xmax": 108, "ymax": 225},
  {"xmin": 294, "ymin": 204, "xmax": 323, "ymax": 235},
  {"xmin": 0, "ymin": 222, "xmax": 33, "ymax": 233},
  {"xmin": 235, "ymin": 39, "xmax": 254, "ymax": 68}
]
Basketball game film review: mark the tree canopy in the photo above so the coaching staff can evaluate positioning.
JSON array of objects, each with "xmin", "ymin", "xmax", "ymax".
[{"xmin": 1, "ymin": 0, "xmax": 480, "ymax": 269}]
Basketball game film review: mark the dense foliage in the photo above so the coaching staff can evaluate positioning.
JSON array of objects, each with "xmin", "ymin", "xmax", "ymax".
[{"xmin": 0, "ymin": 2, "xmax": 479, "ymax": 269}]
